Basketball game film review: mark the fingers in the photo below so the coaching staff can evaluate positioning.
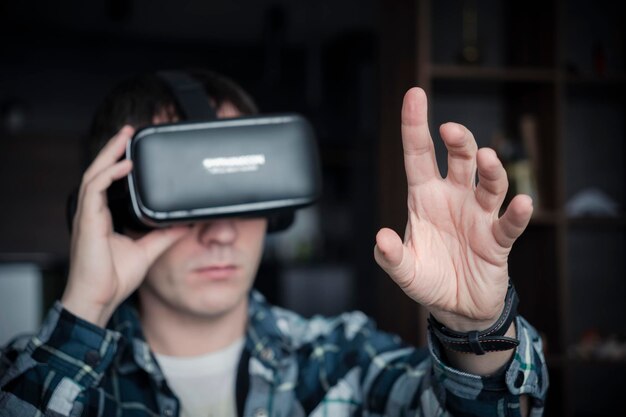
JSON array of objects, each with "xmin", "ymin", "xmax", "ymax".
[
  {"xmin": 374, "ymin": 228, "xmax": 416, "ymax": 290},
  {"xmin": 475, "ymin": 148, "xmax": 508, "ymax": 213},
  {"xmin": 401, "ymin": 88, "xmax": 441, "ymax": 186},
  {"xmin": 136, "ymin": 226, "xmax": 190, "ymax": 265},
  {"xmin": 82, "ymin": 125, "xmax": 134, "ymax": 184},
  {"xmin": 440, "ymin": 122, "xmax": 478, "ymax": 187},
  {"xmin": 77, "ymin": 159, "xmax": 133, "ymax": 231},
  {"xmin": 73, "ymin": 126, "xmax": 134, "ymax": 232},
  {"xmin": 494, "ymin": 194, "xmax": 533, "ymax": 248}
]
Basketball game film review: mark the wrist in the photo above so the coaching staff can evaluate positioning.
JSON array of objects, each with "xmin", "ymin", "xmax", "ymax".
[
  {"xmin": 430, "ymin": 305, "xmax": 504, "ymax": 333},
  {"xmin": 428, "ymin": 279, "xmax": 510, "ymax": 332},
  {"xmin": 442, "ymin": 321, "xmax": 518, "ymax": 376},
  {"xmin": 61, "ymin": 291, "xmax": 113, "ymax": 328},
  {"xmin": 428, "ymin": 281, "xmax": 519, "ymax": 355}
]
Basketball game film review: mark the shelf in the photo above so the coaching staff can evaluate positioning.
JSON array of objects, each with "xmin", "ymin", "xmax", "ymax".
[
  {"xmin": 565, "ymin": 74, "xmax": 626, "ymax": 86},
  {"xmin": 566, "ymin": 215, "xmax": 626, "ymax": 227},
  {"xmin": 418, "ymin": 1, "xmax": 626, "ymax": 416},
  {"xmin": 430, "ymin": 64, "xmax": 557, "ymax": 83},
  {"xmin": 525, "ymin": 212, "xmax": 626, "ymax": 227},
  {"xmin": 529, "ymin": 210, "xmax": 561, "ymax": 226},
  {"xmin": 547, "ymin": 355, "xmax": 626, "ymax": 368},
  {"xmin": 429, "ymin": 66, "xmax": 626, "ymax": 87}
]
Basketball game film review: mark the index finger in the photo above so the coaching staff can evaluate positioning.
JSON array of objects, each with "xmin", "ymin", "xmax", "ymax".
[
  {"xmin": 401, "ymin": 87, "xmax": 441, "ymax": 186},
  {"xmin": 82, "ymin": 125, "xmax": 135, "ymax": 185}
]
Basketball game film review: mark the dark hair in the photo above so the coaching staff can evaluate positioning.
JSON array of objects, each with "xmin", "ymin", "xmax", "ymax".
[{"xmin": 87, "ymin": 69, "xmax": 258, "ymax": 159}]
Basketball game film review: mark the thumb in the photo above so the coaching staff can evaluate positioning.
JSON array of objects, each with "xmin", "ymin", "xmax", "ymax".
[
  {"xmin": 136, "ymin": 226, "xmax": 189, "ymax": 265},
  {"xmin": 374, "ymin": 228, "xmax": 416, "ymax": 290}
]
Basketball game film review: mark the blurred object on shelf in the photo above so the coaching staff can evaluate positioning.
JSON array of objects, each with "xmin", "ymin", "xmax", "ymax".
[
  {"xmin": 567, "ymin": 328, "xmax": 626, "ymax": 361},
  {"xmin": 565, "ymin": 188, "xmax": 620, "ymax": 217},
  {"xmin": 492, "ymin": 117, "xmax": 540, "ymax": 209},
  {"xmin": 518, "ymin": 114, "xmax": 541, "ymax": 206},
  {"xmin": 458, "ymin": 0, "xmax": 481, "ymax": 65},
  {"xmin": 507, "ymin": 159, "xmax": 536, "ymax": 200}
]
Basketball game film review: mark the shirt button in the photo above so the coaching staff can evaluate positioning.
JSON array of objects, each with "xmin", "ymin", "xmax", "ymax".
[
  {"xmin": 253, "ymin": 408, "xmax": 268, "ymax": 417},
  {"xmin": 84, "ymin": 350, "xmax": 100, "ymax": 367},
  {"xmin": 260, "ymin": 348, "xmax": 274, "ymax": 361},
  {"xmin": 163, "ymin": 406, "xmax": 174, "ymax": 416}
]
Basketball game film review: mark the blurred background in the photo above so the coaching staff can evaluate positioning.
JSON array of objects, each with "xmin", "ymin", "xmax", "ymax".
[{"xmin": 0, "ymin": 0, "xmax": 624, "ymax": 415}]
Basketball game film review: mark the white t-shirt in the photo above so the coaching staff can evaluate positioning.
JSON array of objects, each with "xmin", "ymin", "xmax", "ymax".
[{"xmin": 155, "ymin": 339, "xmax": 245, "ymax": 417}]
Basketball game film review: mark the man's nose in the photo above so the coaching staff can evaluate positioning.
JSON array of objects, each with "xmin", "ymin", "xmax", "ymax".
[{"xmin": 197, "ymin": 219, "xmax": 237, "ymax": 246}]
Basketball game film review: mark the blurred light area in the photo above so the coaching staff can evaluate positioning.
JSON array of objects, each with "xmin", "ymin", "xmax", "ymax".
[
  {"xmin": 280, "ymin": 264, "xmax": 354, "ymax": 317},
  {"xmin": 265, "ymin": 206, "xmax": 324, "ymax": 263},
  {"xmin": 0, "ymin": 263, "xmax": 42, "ymax": 346}
]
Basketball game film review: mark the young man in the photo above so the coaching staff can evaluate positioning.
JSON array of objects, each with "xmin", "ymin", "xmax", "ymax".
[{"xmin": 0, "ymin": 70, "xmax": 547, "ymax": 417}]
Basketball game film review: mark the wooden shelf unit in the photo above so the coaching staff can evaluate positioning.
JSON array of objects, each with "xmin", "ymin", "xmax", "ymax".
[{"xmin": 378, "ymin": 0, "xmax": 625, "ymax": 416}]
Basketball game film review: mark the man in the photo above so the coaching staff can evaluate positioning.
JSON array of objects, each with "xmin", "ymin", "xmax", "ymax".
[{"xmin": 0, "ymin": 70, "xmax": 547, "ymax": 417}]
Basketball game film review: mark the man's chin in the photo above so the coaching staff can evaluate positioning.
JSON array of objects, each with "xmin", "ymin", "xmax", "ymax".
[{"xmin": 187, "ymin": 293, "xmax": 248, "ymax": 319}]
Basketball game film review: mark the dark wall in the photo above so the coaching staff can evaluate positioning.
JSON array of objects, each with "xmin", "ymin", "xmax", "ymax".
[{"xmin": 0, "ymin": 0, "xmax": 380, "ymax": 316}]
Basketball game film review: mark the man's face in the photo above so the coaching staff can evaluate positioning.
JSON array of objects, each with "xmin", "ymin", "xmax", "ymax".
[
  {"xmin": 137, "ymin": 101, "xmax": 266, "ymax": 319},
  {"xmin": 139, "ymin": 217, "xmax": 267, "ymax": 319}
]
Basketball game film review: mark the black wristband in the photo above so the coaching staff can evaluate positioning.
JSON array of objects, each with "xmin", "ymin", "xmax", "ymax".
[{"xmin": 428, "ymin": 282, "xmax": 520, "ymax": 355}]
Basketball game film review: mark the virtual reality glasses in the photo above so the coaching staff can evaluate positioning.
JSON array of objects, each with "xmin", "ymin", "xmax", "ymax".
[
  {"xmin": 127, "ymin": 113, "xmax": 321, "ymax": 228},
  {"xmin": 67, "ymin": 71, "xmax": 322, "ymax": 233}
]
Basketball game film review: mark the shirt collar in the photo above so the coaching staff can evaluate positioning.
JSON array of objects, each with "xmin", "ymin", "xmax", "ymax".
[
  {"xmin": 108, "ymin": 290, "xmax": 290, "ymax": 378},
  {"xmin": 108, "ymin": 299, "xmax": 165, "ymax": 381},
  {"xmin": 245, "ymin": 290, "xmax": 292, "ymax": 367}
]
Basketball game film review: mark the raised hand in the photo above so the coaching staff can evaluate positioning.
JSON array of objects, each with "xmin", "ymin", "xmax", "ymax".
[
  {"xmin": 374, "ymin": 88, "xmax": 533, "ymax": 331},
  {"xmin": 62, "ymin": 126, "xmax": 188, "ymax": 327}
]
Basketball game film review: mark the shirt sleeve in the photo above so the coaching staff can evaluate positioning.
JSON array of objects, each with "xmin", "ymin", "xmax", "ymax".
[
  {"xmin": 425, "ymin": 315, "xmax": 548, "ymax": 417},
  {"xmin": 0, "ymin": 302, "xmax": 122, "ymax": 417},
  {"xmin": 329, "ymin": 312, "xmax": 548, "ymax": 416}
]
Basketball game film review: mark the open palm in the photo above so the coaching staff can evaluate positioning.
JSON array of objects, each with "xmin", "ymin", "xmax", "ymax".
[{"xmin": 375, "ymin": 88, "xmax": 533, "ymax": 330}]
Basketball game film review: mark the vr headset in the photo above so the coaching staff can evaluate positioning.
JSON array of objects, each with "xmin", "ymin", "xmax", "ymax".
[{"xmin": 67, "ymin": 71, "xmax": 322, "ymax": 233}]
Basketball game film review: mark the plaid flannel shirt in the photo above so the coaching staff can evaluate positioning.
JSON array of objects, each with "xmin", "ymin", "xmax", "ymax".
[{"xmin": 0, "ymin": 290, "xmax": 547, "ymax": 416}]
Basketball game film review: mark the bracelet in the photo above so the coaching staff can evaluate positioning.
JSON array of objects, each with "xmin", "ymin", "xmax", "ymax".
[{"xmin": 427, "ymin": 282, "xmax": 520, "ymax": 355}]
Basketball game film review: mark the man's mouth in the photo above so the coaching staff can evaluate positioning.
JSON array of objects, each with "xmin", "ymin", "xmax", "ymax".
[{"xmin": 191, "ymin": 264, "xmax": 238, "ymax": 281}]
